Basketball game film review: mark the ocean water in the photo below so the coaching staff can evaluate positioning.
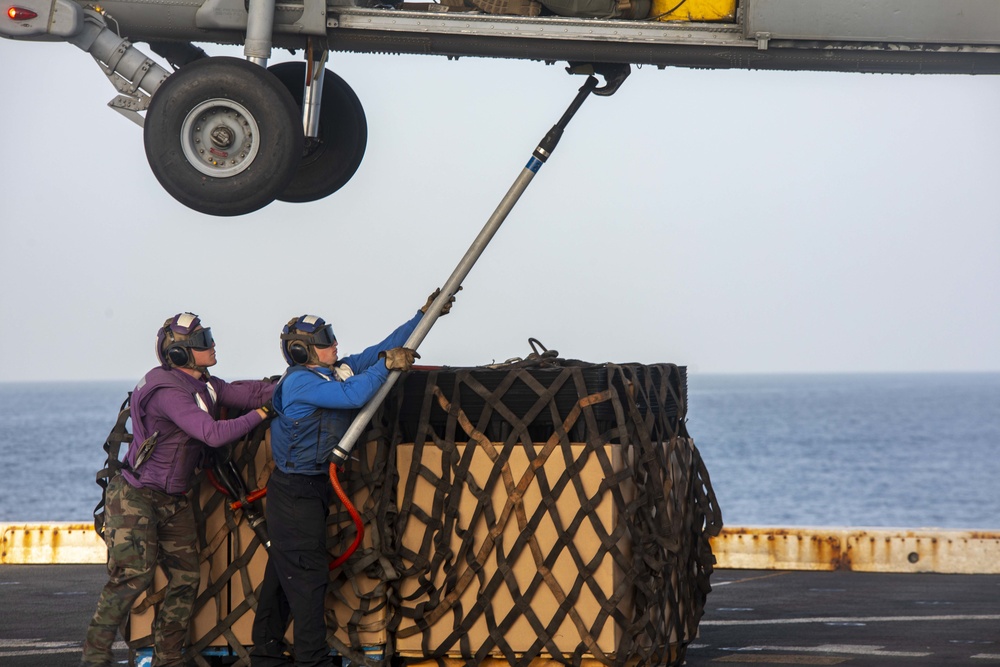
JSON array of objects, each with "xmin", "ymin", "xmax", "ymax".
[
  {"xmin": 0, "ymin": 373, "xmax": 998, "ymax": 529},
  {"xmin": 0, "ymin": 380, "xmax": 135, "ymax": 523},
  {"xmin": 687, "ymin": 372, "xmax": 1000, "ymax": 529}
]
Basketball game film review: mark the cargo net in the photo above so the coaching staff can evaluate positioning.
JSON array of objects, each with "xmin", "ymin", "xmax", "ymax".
[
  {"xmin": 120, "ymin": 405, "xmax": 396, "ymax": 667},
  {"xmin": 119, "ymin": 361, "xmax": 721, "ymax": 667},
  {"xmin": 382, "ymin": 361, "xmax": 722, "ymax": 667},
  {"xmin": 124, "ymin": 422, "xmax": 275, "ymax": 667}
]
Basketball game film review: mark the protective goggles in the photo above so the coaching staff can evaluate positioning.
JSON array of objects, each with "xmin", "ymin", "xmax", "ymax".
[
  {"xmin": 171, "ymin": 327, "xmax": 215, "ymax": 350},
  {"xmin": 283, "ymin": 315, "xmax": 336, "ymax": 347},
  {"xmin": 174, "ymin": 327, "xmax": 215, "ymax": 350},
  {"xmin": 311, "ymin": 326, "xmax": 336, "ymax": 348}
]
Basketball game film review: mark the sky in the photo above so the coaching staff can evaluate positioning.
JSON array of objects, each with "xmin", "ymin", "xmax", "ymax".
[{"xmin": 1, "ymin": 35, "xmax": 998, "ymax": 383}]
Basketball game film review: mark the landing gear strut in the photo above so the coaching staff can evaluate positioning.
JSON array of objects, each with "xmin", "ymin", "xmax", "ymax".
[{"xmin": 268, "ymin": 61, "xmax": 368, "ymax": 203}]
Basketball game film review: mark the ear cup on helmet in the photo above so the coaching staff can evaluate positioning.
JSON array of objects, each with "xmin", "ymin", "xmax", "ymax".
[
  {"xmin": 166, "ymin": 345, "xmax": 190, "ymax": 367},
  {"xmin": 288, "ymin": 341, "xmax": 310, "ymax": 365}
]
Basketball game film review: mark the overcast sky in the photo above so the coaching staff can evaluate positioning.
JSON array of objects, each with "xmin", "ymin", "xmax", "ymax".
[{"xmin": 1, "ymin": 36, "xmax": 998, "ymax": 384}]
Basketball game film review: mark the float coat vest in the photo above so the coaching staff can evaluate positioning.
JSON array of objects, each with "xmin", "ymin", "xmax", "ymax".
[
  {"xmin": 269, "ymin": 366, "xmax": 352, "ymax": 475},
  {"xmin": 122, "ymin": 366, "xmax": 218, "ymax": 494}
]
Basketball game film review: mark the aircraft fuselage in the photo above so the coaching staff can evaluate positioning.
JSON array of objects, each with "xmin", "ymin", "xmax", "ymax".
[{"xmin": 3, "ymin": 0, "xmax": 999, "ymax": 214}]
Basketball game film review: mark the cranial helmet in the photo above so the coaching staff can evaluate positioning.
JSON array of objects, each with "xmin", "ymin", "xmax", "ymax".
[
  {"xmin": 157, "ymin": 312, "xmax": 214, "ymax": 369},
  {"xmin": 280, "ymin": 315, "xmax": 336, "ymax": 366}
]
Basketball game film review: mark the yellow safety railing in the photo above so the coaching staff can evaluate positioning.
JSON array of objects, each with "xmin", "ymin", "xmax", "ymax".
[{"xmin": 4, "ymin": 522, "xmax": 999, "ymax": 574}]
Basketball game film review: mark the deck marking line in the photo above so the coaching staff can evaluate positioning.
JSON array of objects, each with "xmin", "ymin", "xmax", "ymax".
[
  {"xmin": 715, "ymin": 655, "xmax": 848, "ymax": 664},
  {"xmin": 713, "ymin": 572, "xmax": 792, "ymax": 587},
  {"xmin": 702, "ymin": 614, "xmax": 1000, "ymax": 626},
  {"xmin": 0, "ymin": 639, "xmax": 77, "ymax": 648},
  {"xmin": 0, "ymin": 648, "xmax": 83, "ymax": 657},
  {"xmin": 0, "ymin": 638, "xmax": 125, "ymax": 657},
  {"xmin": 738, "ymin": 644, "xmax": 932, "ymax": 657}
]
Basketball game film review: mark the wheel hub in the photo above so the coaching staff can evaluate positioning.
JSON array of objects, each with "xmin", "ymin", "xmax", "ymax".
[
  {"xmin": 210, "ymin": 125, "xmax": 235, "ymax": 149},
  {"xmin": 179, "ymin": 98, "xmax": 261, "ymax": 178}
]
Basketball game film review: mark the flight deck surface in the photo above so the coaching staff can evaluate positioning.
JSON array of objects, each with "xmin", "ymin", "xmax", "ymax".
[{"xmin": 1, "ymin": 565, "xmax": 997, "ymax": 666}]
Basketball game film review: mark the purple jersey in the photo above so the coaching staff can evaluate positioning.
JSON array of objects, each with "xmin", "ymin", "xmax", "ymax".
[{"xmin": 122, "ymin": 366, "xmax": 273, "ymax": 494}]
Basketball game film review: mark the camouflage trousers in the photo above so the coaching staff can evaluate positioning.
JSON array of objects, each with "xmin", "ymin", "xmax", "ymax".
[{"xmin": 82, "ymin": 474, "xmax": 201, "ymax": 667}]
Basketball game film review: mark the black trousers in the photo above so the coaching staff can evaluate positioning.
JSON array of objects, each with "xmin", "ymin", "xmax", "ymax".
[{"xmin": 252, "ymin": 468, "xmax": 332, "ymax": 667}]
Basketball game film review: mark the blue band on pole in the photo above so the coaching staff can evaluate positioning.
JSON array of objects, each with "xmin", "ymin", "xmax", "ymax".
[{"xmin": 525, "ymin": 157, "xmax": 543, "ymax": 173}]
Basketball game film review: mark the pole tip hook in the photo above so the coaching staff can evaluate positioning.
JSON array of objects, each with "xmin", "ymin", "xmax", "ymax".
[{"xmin": 565, "ymin": 62, "xmax": 632, "ymax": 96}]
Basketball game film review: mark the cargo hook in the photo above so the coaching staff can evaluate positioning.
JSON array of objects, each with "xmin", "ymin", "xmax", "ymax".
[{"xmin": 566, "ymin": 63, "xmax": 631, "ymax": 96}]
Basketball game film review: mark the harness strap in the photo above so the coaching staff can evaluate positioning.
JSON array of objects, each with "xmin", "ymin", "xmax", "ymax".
[{"xmin": 92, "ymin": 393, "xmax": 133, "ymax": 538}]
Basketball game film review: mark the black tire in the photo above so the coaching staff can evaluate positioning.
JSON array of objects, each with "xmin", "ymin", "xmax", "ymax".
[
  {"xmin": 144, "ymin": 57, "xmax": 304, "ymax": 217},
  {"xmin": 268, "ymin": 62, "xmax": 368, "ymax": 203}
]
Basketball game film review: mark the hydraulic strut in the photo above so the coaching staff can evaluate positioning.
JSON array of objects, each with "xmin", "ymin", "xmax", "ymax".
[{"xmin": 329, "ymin": 64, "xmax": 631, "ymax": 467}]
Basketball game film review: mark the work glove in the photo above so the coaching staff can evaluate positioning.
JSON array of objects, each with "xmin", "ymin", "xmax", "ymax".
[
  {"xmin": 421, "ymin": 287, "xmax": 460, "ymax": 316},
  {"xmin": 258, "ymin": 399, "xmax": 276, "ymax": 422},
  {"xmin": 379, "ymin": 347, "xmax": 420, "ymax": 372}
]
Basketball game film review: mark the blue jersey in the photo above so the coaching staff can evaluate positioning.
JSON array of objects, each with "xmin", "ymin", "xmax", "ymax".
[{"xmin": 269, "ymin": 311, "xmax": 422, "ymax": 473}]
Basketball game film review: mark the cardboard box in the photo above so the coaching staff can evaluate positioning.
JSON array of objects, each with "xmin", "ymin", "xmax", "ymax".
[
  {"xmin": 129, "ymin": 481, "xmax": 231, "ymax": 647},
  {"xmin": 231, "ymin": 435, "xmax": 388, "ymax": 649},
  {"xmin": 325, "ymin": 438, "xmax": 389, "ymax": 648},
  {"xmin": 227, "ymin": 432, "xmax": 275, "ymax": 645},
  {"xmin": 394, "ymin": 441, "xmax": 634, "ymax": 658},
  {"xmin": 129, "ymin": 431, "xmax": 387, "ymax": 651}
]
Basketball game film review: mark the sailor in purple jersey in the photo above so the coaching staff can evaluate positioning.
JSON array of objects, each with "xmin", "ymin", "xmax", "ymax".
[{"xmin": 82, "ymin": 312, "xmax": 275, "ymax": 667}]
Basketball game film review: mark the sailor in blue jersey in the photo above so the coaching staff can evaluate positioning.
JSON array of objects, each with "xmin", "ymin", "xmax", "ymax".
[{"xmin": 250, "ymin": 290, "xmax": 456, "ymax": 667}]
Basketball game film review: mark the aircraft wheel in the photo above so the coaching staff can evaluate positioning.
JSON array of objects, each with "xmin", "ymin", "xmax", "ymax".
[
  {"xmin": 268, "ymin": 62, "xmax": 368, "ymax": 203},
  {"xmin": 144, "ymin": 56, "xmax": 303, "ymax": 216}
]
